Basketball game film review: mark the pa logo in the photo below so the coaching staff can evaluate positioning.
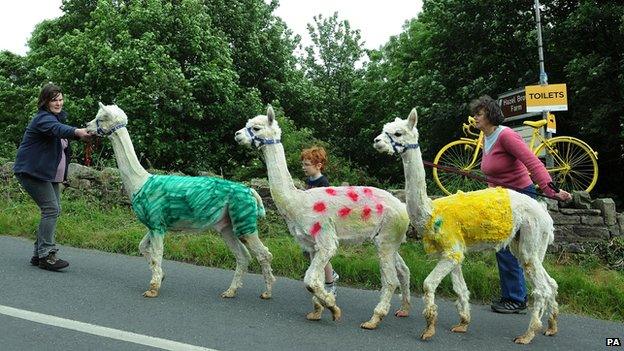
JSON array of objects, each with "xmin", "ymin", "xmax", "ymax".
[{"xmin": 607, "ymin": 337, "xmax": 622, "ymax": 347}]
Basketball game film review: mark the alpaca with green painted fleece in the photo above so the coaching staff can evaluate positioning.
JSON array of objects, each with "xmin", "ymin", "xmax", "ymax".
[{"xmin": 86, "ymin": 103, "xmax": 275, "ymax": 299}]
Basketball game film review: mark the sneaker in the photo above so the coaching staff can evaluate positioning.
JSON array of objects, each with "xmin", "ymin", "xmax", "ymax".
[
  {"xmin": 38, "ymin": 252, "xmax": 69, "ymax": 271},
  {"xmin": 491, "ymin": 299, "xmax": 527, "ymax": 314},
  {"xmin": 30, "ymin": 256, "xmax": 39, "ymax": 266}
]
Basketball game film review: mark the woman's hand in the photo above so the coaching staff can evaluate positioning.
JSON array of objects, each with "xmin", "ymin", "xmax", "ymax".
[
  {"xmin": 554, "ymin": 189, "xmax": 572, "ymax": 202},
  {"xmin": 74, "ymin": 128, "xmax": 93, "ymax": 141}
]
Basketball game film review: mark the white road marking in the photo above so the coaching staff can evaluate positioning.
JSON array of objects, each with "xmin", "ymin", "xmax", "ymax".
[{"xmin": 0, "ymin": 304, "xmax": 218, "ymax": 351}]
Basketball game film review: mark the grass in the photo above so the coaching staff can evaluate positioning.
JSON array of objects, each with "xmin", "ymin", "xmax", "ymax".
[{"xmin": 1, "ymin": 182, "xmax": 623, "ymax": 322}]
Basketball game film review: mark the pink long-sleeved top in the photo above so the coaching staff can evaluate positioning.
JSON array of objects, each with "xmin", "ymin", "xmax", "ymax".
[{"xmin": 481, "ymin": 127, "xmax": 555, "ymax": 197}]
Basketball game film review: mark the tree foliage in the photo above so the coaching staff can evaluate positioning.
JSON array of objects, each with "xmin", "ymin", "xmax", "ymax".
[{"xmin": 1, "ymin": 0, "xmax": 622, "ymax": 204}]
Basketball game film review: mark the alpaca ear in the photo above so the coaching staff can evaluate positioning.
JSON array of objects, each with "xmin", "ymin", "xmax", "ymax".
[
  {"xmin": 98, "ymin": 102, "xmax": 105, "ymax": 109},
  {"xmin": 267, "ymin": 105, "xmax": 275, "ymax": 125},
  {"xmin": 407, "ymin": 108, "xmax": 418, "ymax": 129}
]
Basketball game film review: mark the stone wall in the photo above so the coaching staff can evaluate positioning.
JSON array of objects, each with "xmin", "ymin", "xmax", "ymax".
[{"xmin": 3, "ymin": 162, "xmax": 622, "ymax": 254}]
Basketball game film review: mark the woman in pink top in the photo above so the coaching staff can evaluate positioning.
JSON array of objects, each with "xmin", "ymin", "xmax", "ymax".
[{"xmin": 470, "ymin": 95, "xmax": 571, "ymax": 314}]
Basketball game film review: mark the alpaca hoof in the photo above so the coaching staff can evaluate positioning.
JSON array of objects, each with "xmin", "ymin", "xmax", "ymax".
[
  {"xmin": 544, "ymin": 328, "xmax": 557, "ymax": 336},
  {"xmin": 394, "ymin": 309, "xmax": 409, "ymax": 318},
  {"xmin": 306, "ymin": 310, "xmax": 323, "ymax": 321},
  {"xmin": 514, "ymin": 336, "xmax": 533, "ymax": 344},
  {"xmin": 360, "ymin": 321, "xmax": 378, "ymax": 330},
  {"xmin": 260, "ymin": 291, "xmax": 272, "ymax": 300},
  {"xmin": 221, "ymin": 289, "xmax": 237, "ymax": 298},
  {"xmin": 329, "ymin": 306, "xmax": 341, "ymax": 321},
  {"xmin": 420, "ymin": 329, "xmax": 435, "ymax": 340},
  {"xmin": 143, "ymin": 289, "xmax": 159, "ymax": 298},
  {"xmin": 451, "ymin": 324, "xmax": 468, "ymax": 333}
]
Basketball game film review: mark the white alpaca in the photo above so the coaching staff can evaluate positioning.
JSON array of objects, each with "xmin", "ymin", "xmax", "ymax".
[
  {"xmin": 373, "ymin": 109, "xmax": 559, "ymax": 344},
  {"xmin": 235, "ymin": 106, "xmax": 411, "ymax": 329},
  {"xmin": 86, "ymin": 103, "xmax": 276, "ymax": 300}
]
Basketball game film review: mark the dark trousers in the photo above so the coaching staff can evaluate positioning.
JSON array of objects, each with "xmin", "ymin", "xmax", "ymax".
[
  {"xmin": 15, "ymin": 173, "xmax": 61, "ymax": 258},
  {"xmin": 495, "ymin": 184, "xmax": 536, "ymax": 303}
]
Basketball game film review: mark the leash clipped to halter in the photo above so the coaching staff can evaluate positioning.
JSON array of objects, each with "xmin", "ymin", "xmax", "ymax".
[
  {"xmin": 422, "ymin": 160, "xmax": 561, "ymax": 201},
  {"xmin": 96, "ymin": 119, "xmax": 126, "ymax": 136}
]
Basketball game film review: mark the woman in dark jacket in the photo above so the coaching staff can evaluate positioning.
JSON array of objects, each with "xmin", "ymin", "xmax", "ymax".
[{"xmin": 13, "ymin": 83, "xmax": 92, "ymax": 271}]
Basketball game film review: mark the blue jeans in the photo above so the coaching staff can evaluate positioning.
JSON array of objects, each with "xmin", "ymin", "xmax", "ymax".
[
  {"xmin": 495, "ymin": 184, "xmax": 536, "ymax": 303},
  {"xmin": 15, "ymin": 173, "xmax": 61, "ymax": 258}
]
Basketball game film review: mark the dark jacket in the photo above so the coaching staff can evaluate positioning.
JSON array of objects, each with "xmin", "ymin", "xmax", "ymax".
[
  {"xmin": 13, "ymin": 109, "xmax": 77, "ymax": 181},
  {"xmin": 305, "ymin": 175, "xmax": 330, "ymax": 189}
]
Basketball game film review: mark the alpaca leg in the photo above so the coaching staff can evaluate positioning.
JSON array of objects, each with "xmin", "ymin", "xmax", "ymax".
[
  {"xmin": 394, "ymin": 252, "xmax": 411, "ymax": 317},
  {"xmin": 514, "ymin": 259, "xmax": 548, "ymax": 344},
  {"xmin": 242, "ymin": 235, "xmax": 276, "ymax": 299},
  {"xmin": 421, "ymin": 259, "xmax": 456, "ymax": 340},
  {"xmin": 541, "ymin": 266, "xmax": 559, "ymax": 336},
  {"xmin": 304, "ymin": 239, "xmax": 340, "ymax": 321},
  {"xmin": 218, "ymin": 225, "xmax": 252, "ymax": 298},
  {"xmin": 302, "ymin": 251, "xmax": 324, "ymax": 321},
  {"xmin": 450, "ymin": 265, "xmax": 471, "ymax": 333},
  {"xmin": 361, "ymin": 250, "xmax": 400, "ymax": 329},
  {"xmin": 143, "ymin": 233, "xmax": 164, "ymax": 298},
  {"xmin": 139, "ymin": 232, "xmax": 151, "ymax": 260}
]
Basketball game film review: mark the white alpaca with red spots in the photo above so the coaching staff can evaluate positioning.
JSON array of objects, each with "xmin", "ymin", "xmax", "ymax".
[{"xmin": 235, "ymin": 106, "xmax": 411, "ymax": 329}]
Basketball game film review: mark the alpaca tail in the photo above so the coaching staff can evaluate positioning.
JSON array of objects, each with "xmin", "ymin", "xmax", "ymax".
[{"xmin": 251, "ymin": 188, "xmax": 266, "ymax": 218}]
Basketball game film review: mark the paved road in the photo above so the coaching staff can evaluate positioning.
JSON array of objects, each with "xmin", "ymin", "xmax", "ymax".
[{"xmin": 0, "ymin": 236, "xmax": 621, "ymax": 351}]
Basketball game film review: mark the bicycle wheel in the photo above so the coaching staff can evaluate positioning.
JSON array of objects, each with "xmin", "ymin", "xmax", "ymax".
[
  {"xmin": 534, "ymin": 137, "xmax": 598, "ymax": 192},
  {"xmin": 433, "ymin": 140, "xmax": 487, "ymax": 195}
]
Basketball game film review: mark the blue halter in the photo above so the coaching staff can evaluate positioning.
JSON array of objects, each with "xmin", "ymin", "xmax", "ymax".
[
  {"xmin": 246, "ymin": 127, "xmax": 280, "ymax": 147},
  {"xmin": 96, "ymin": 119, "xmax": 126, "ymax": 136},
  {"xmin": 385, "ymin": 132, "xmax": 419, "ymax": 154}
]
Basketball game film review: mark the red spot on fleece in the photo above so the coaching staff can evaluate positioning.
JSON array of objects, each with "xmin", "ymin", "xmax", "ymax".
[
  {"xmin": 325, "ymin": 188, "xmax": 337, "ymax": 196},
  {"xmin": 313, "ymin": 201, "xmax": 327, "ymax": 213},
  {"xmin": 362, "ymin": 206, "xmax": 372, "ymax": 220},
  {"xmin": 376, "ymin": 203, "xmax": 384, "ymax": 215},
  {"xmin": 346, "ymin": 189, "xmax": 359, "ymax": 202},
  {"xmin": 363, "ymin": 188, "xmax": 373, "ymax": 197},
  {"xmin": 338, "ymin": 207, "xmax": 352, "ymax": 218},
  {"xmin": 310, "ymin": 222, "xmax": 322, "ymax": 238}
]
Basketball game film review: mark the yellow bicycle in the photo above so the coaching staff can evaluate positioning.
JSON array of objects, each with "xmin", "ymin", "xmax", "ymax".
[{"xmin": 433, "ymin": 116, "xmax": 599, "ymax": 195}]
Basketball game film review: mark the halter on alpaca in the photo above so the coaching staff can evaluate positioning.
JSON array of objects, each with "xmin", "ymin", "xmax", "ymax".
[
  {"xmin": 374, "ymin": 108, "xmax": 559, "ymax": 344},
  {"xmin": 235, "ymin": 105, "xmax": 412, "ymax": 329},
  {"xmin": 86, "ymin": 102, "xmax": 275, "ymax": 300}
]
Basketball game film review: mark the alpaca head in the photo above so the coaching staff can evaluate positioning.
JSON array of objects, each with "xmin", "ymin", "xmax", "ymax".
[
  {"xmin": 373, "ymin": 108, "xmax": 419, "ymax": 155},
  {"xmin": 235, "ymin": 105, "xmax": 282, "ymax": 148},
  {"xmin": 86, "ymin": 102, "xmax": 128, "ymax": 136}
]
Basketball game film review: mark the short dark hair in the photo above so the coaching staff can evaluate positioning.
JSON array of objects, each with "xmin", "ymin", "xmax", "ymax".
[
  {"xmin": 37, "ymin": 83, "xmax": 62, "ymax": 111},
  {"xmin": 469, "ymin": 95, "xmax": 505, "ymax": 125}
]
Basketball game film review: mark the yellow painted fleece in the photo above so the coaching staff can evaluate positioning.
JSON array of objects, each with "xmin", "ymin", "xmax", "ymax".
[{"xmin": 423, "ymin": 187, "xmax": 513, "ymax": 262}]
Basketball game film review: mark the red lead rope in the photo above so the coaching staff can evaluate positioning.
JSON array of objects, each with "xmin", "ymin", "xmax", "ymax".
[{"xmin": 421, "ymin": 160, "xmax": 559, "ymax": 200}]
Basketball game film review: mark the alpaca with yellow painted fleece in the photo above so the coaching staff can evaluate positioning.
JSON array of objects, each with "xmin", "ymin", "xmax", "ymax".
[{"xmin": 373, "ymin": 108, "xmax": 559, "ymax": 344}]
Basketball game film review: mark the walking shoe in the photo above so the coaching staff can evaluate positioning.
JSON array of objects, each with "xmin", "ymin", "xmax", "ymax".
[
  {"xmin": 38, "ymin": 252, "xmax": 69, "ymax": 271},
  {"xmin": 491, "ymin": 299, "xmax": 527, "ymax": 314},
  {"xmin": 30, "ymin": 256, "xmax": 39, "ymax": 266}
]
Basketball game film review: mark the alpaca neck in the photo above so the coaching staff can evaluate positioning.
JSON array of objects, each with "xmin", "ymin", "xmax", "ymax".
[
  {"xmin": 401, "ymin": 147, "xmax": 433, "ymax": 231},
  {"xmin": 108, "ymin": 128, "xmax": 150, "ymax": 197},
  {"xmin": 261, "ymin": 143, "xmax": 299, "ymax": 212}
]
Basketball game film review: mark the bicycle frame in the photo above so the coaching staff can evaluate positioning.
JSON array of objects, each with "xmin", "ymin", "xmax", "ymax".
[{"xmin": 460, "ymin": 116, "xmax": 597, "ymax": 174}]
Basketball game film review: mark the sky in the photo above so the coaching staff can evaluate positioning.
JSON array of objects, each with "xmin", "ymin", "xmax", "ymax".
[{"xmin": 0, "ymin": 0, "xmax": 422, "ymax": 56}]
